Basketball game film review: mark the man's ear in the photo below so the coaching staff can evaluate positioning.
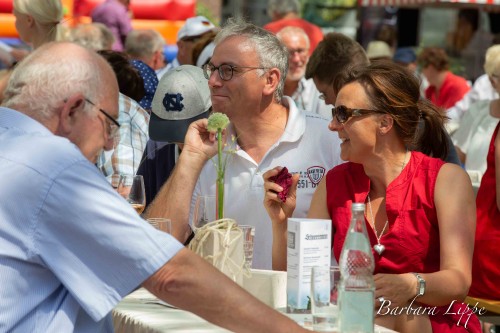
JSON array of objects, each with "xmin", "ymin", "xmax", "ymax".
[
  {"xmin": 379, "ymin": 114, "xmax": 394, "ymax": 135},
  {"xmin": 58, "ymin": 94, "xmax": 86, "ymax": 135},
  {"xmin": 263, "ymin": 68, "xmax": 281, "ymax": 98}
]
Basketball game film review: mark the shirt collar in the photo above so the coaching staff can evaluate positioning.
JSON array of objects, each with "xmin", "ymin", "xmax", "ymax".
[{"xmin": 0, "ymin": 107, "xmax": 53, "ymax": 136}]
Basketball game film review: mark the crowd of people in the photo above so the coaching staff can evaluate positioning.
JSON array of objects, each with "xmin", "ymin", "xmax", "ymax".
[{"xmin": 0, "ymin": 0, "xmax": 499, "ymax": 332}]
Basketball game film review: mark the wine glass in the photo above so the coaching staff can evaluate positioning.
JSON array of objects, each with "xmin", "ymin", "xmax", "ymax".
[
  {"xmin": 192, "ymin": 195, "xmax": 217, "ymax": 230},
  {"xmin": 118, "ymin": 175, "xmax": 146, "ymax": 214}
]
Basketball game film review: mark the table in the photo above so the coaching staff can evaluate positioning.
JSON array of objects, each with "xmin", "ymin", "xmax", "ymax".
[{"xmin": 113, "ymin": 270, "xmax": 398, "ymax": 333}]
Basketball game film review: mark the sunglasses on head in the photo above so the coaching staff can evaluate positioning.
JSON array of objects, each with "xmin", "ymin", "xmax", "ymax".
[{"xmin": 331, "ymin": 105, "xmax": 385, "ymax": 123}]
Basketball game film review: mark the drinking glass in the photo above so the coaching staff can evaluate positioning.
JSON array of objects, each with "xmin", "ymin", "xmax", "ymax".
[
  {"xmin": 147, "ymin": 218, "xmax": 172, "ymax": 233},
  {"xmin": 118, "ymin": 175, "xmax": 146, "ymax": 214},
  {"xmin": 192, "ymin": 195, "xmax": 217, "ymax": 230},
  {"xmin": 239, "ymin": 225, "xmax": 255, "ymax": 268},
  {"xmin": 310, "ymin": 266, "xmax": 341, "ymax": 332}
]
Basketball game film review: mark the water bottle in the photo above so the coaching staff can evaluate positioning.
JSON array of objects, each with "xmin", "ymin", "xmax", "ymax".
[{"xmin": 339, "ymin": 203, "xmax": 375, "ymax": 333}]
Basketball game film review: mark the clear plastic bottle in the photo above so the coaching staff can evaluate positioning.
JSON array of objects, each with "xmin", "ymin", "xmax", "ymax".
[{"xmin": 339, "ymin": 203, "xmax": 375, "ymax": 333}]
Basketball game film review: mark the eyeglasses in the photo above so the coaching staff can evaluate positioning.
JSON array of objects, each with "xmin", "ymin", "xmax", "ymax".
[
  {"xmin": 203, "ymin": 63, "xmax": 268, "ymax": 81},
  {"xmin": 331, "ymin": 105, "xmax": 384, "ymax": 124},
  {"xmin": 84, "ymin": 98, "xmax": 120, "ymax": 137},
  {"xmin": 288, "ymin": 48, "xmax": 308, "ymax": 57}
]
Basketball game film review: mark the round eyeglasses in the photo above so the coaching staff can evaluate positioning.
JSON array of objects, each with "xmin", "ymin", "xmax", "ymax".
[
  {"xmin": 203, "ymin": 63, "xmax": 268, "ymax": 81},
  {"xmin": 332, "ymin": 105, "xmax": 385, "ymax": 124}
]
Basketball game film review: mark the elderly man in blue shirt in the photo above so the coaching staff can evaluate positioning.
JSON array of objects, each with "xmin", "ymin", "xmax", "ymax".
[{"xmin": 0, "ymin": 41, "xmax": 309, "ymax": 333}]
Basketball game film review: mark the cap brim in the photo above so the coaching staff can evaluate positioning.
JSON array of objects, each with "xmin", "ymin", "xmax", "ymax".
[{"xmin": 149, "ymin": 110, "xmax": 210, "ymax": 143}]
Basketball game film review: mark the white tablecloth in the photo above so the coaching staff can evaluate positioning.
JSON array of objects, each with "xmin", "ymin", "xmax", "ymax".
[{"xmin": 113, "ymin": 270, "xmax": 398, "ymax": 333}]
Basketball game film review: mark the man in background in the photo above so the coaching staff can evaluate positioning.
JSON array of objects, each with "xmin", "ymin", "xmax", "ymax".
[
  {"xmin": 305, "ymin": 32, "xmax": 369, "ymax": 106},
  {"xmin": 276, "ymin": 26, "xmax": 330, "ymax": 118},
  {"xmin": 126, "ymin": 29, "xmax": 166, "ymax": 72},
  {"xmin": 157, "ymin": 16, "xmax": 216, "ymax": 79},
  {"xmin": 264, "ymin": 0, "xmax": 323, "ymax": 55},
  {"xmin": 139, "ymin": 65, "xmax": 211, "ymax": 210}
]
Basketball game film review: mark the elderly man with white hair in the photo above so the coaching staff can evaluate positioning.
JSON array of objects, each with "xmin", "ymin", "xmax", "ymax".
[
  {"xmin": 0, "ymin": 41, "xmax": 312, "ymax": 333},
  {"xmin": 276, "ymin": 26, "xmax": 330, "ymax": 118},
  {"xmin": 125, "ymin": 29, "xmax": 166, "ymax": 71}
]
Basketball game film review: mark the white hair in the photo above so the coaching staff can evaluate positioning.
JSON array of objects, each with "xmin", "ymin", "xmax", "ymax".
[
  {"xmin": 69, "ymin": 23, "xmax": 111, "ymax": 51},
  {"xmin": 3, "ymin": 42, "xmax": 107, "ymax": 122},
  {"xmin": 125, "ymin": 29, "xmax": 165, "ymax": 58},
  {"xmin": 276, "ymin": 26, "xmax": 310, "ymax": 49},
  {"xmin": 13, "ymin": 0, "xmax": 63, "ymax": 44},
  {"xmin": 484, "ymin": 45, "xmax": 500, "ymax": 76}
]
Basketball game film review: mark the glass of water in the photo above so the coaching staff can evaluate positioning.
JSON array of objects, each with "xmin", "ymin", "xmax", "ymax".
[
  {"xmin": 310, "ymin": 266, "xmax": 341, "ymax": 332},
  {"xmin": 239, "ymin": 225, "xmax": 255, "ymax": 269}
]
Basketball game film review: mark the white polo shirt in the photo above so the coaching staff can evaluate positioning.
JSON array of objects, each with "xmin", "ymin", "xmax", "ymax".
[{"xmin": 191, "ymin": 97, "xmax": 342, "ymax": 269}]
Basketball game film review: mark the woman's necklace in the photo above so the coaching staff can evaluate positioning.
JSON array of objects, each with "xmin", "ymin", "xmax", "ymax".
[
  {"xmin": 367, "ymin": 195, "xmax": 389, "ymax": 255},
  {"xmin": 367, "ymin": 149, "xmax": 408, "ymax": 256}
]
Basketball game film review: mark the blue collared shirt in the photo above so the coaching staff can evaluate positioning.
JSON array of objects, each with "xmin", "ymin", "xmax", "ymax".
[{"xmin": 0, "ymin": 107, "xmax": 183, "ymax": 332}]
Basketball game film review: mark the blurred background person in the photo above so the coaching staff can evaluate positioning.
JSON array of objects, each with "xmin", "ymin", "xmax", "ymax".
[
  {"xmin": 365, "ymin": 40, "xmax": 393, "ymax": 63},
  {"xmin": 418, "ymin": 47, "xmax": 470, "ymax": 111},
  {"xmin": 305, "ymin": 32, "xmax": 369, "ymax": 106},
  {"xmin": 264, "ymin": 0, "xmax": 323, "ymax": 55},
  {"xmin": 191, "ymin": 33, "xmax": 216, "ymax": 68},
  {"xmin": 139, "ymin": 65, "xmax": 211, "ymax": 210},
  {"xmin": 446, "ymin": 35, "xmax": 500, "ymax": 129},
  {"xmin": 69, "ymin": 23, "xmax": 115, "ymax": 51},
  {"xmin": 447, "ymin": 9, "xmax": 493, "ymax": 82},
  {"xmin": 0, "ymin": 41, "xmax": 28, "ymax": 68},
  {"xmin": 130, "ymin": 59, "xmax": 159, "ymax": 112},
  {"xmin": 157, "ymin": 16, "xmax": 216, "ymax": 79},
  {"xmin": 276, "ymin": 26, "xmax": 330, "ymax": 118},
  {"xmin": 393, "ymin": 47, "xmax": 417, "ymax": 74},
  {"xmin": 393, "ymin": 47, "xmax": 428, "ymax": 97},
  {"xmin": 452, "ymin": 45, "xmax": 500, "ymax": 176},
  {"xmin": 91, "ymin": 0, "xmax": 132, "ymax": 51},
  {"xmin": 97, "ymin": 50, "xmax": 149, "ymax": 187},
  {"xmin": 13, "ymin": 0, "xmax": 63, "ymax": 50},
  {"xmin": 125, "ymin": 29, "xmax": 166, "ymax": 72},
  {"xmin": 0, "ymin": 0, "xmax": 63, "ymax": 108}
]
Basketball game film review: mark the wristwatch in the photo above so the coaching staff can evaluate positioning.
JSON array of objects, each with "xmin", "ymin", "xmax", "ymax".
[{"xmin": 412, "ymin": 272, "xmax": 426, "ymax": 297}]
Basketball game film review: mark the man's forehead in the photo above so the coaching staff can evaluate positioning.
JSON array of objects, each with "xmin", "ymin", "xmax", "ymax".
[
  {"xmin": 213, "ymin": 36, "xmax": 254, "ymax": 56},
  {"xmin": 282, "ymin": 32, "xmax": 308, "ymax": 44}
]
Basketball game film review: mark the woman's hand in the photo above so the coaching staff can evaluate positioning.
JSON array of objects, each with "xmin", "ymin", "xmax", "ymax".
[
  {"xmin": 263, "ymin": 167, "xmax": 299, "ymax": 226},
  {"xmin": 374, "ymin": 273, "xmax": 416, "ymax": 312}
]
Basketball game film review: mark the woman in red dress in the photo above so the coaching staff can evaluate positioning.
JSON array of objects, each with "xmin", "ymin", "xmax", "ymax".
[{"xmin": 264, "ymin": 62, "xmax": 479, "ymax": 333}]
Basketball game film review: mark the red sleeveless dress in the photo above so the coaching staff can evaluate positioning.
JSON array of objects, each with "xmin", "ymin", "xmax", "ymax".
[
  {"xmin": 326, "ymin": 151, "xmax": 480, "ymax": 333},
  {"xmin": 470, "ymin": 122, "xmax": 500, "ymax": 299}
]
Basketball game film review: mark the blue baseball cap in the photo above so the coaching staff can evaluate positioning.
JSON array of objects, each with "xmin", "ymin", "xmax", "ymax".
[{"xmin": 393, "ymin": 47, "xmax": 417, "ymax": 64}]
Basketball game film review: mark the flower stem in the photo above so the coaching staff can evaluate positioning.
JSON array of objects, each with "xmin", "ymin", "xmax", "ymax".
[{"xmin": 217, "ymin": 128, "xmax": 224, "ymax": 219}]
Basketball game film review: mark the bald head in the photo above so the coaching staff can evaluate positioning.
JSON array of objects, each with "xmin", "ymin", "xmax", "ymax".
[
  {"xmin": 2, "ymin": 42, "xmax": 119, "ymax": 163},
  {"xmin": 3, "ymin": 42, "xmax": 118, "ymax": 122}
]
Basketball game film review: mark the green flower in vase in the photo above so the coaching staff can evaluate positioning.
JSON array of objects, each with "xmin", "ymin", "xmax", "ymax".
[{"xmin": 207, "ymin": 112, "xmax": 230, "ymax": 220}]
